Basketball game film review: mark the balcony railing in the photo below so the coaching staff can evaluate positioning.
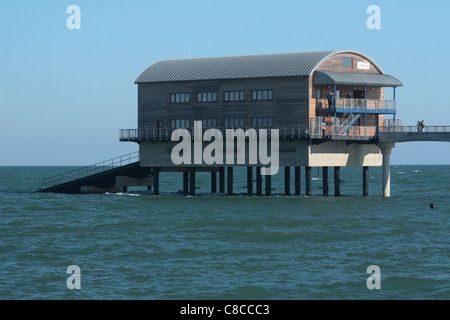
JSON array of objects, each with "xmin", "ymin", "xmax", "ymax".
[
  {"xmin": 120, "ymin": 126, "xmax": 310, "ymax": 142},
  {"xmin": 119, "ymin": 124, "xmax": 378, "ymax": 142},
  {"xmin": 316, "ymin": 98, "xmax": 396, "ymax": 113}
]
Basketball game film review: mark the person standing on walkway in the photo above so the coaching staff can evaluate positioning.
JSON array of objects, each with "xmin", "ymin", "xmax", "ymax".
[
  {"xmin": 421, "ymin": 120, "xmax": 426, "ymax": 132},
  {"xmin": 322, "ymin": 121, "xmax": 327, "ymax": 138},
  {"xmin": 326, "ymin": 92, "xmax": 334, "ymax": 108}
]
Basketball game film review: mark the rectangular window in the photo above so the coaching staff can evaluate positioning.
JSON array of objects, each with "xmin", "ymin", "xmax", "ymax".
[
  {"xmin": 316, "ymin": 89, "xmax": 321, "ymax": 99},
  {"xmin": 197, "ymin": 92, "xmax": 217, "ymax": 103},
  {"xmin": 171, "ymin": 119, "xmax": 190, "ymax": 129},
  {"xmin": 251, "ymin": 90, "xmax": 274, "ymax": 101},
  {"xmin": 252, "ymin": 117, "xmax": 273, "ymax": 128},
  {"xmin": 224, "ymin": 118, "xmax": 244, "ymax": 128},
  {"xmin": 224, "ymin": 91, "xmax": 245, "ymax": 102},
  {"xmin": 202, "ymin": 119, "xmax": 217, "ymax": 128},
  {"xmin": 342, "ymin": 58, "xmax": 353, "ymax": 69},
  {"xmin": 170, "ymin": 93, "xmax": 190, "ymax": 104}
]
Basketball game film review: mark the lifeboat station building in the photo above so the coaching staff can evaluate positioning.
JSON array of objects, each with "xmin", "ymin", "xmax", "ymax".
[{"xmin": 120, "ymin": 50, "xmax": 402, "ymax": 197}]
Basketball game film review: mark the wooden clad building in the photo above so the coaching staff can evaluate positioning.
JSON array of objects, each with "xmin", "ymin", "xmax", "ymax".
[{"xmin": 120, "ymin": 50, "xmax": 402, "ymax": 197}]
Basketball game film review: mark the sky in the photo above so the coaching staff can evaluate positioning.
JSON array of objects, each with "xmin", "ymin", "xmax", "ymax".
[{"xmin": 0, "ymin": 0, "xmax": 449, "ymax": 165}]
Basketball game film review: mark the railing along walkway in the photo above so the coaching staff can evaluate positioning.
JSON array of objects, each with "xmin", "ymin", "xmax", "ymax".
[{"xmin": 38, "ymin": 151, "xmax": 140, "ymax": 191}]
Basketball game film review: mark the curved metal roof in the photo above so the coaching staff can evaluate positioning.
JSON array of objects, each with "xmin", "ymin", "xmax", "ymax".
[
  {"xmin": 314, "ymin": 70, "xmax": 403, "ymax": 87},
  {"xmin": 135, "ymin": 50, "xmax": 385, "ymax": 83}
]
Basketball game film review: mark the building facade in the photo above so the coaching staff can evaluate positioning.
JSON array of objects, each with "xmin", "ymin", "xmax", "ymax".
[{"xmin": 121, "ymin": 50, "xmax": 401, "ymax": 170}]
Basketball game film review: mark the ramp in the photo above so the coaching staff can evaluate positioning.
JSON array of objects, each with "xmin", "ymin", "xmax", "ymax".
[{"xmin": 37, "ymin": 152, "xmax": 153, "ymax": 194}]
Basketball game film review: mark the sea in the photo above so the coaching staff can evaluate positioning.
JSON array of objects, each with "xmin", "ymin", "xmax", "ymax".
[{"xmin": 0, "ymin": 165, "xmax": 448, "ymax": 300}]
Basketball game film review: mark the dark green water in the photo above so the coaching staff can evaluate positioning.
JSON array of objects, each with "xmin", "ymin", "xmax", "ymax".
[{"xmin": 0, "ymin": 166, "xmax": 448, "ymax": 299}]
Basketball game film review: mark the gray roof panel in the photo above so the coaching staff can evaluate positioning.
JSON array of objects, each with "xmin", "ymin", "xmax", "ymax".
[
  {"xmin": 314, "ymin": 70, "xmax": 403, "ymax": 87},
  {"xmin": 134, "ymin": 50, "xmax": 386, "ymax": 84}
]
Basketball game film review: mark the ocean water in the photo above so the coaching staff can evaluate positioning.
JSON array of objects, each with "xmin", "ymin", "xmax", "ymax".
[{"xmin": 0, "ymin": 165, "xmax": 448, "ymax": 300}]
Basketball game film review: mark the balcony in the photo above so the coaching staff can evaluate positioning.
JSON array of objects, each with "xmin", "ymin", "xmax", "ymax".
[
  {"xmin": 119, "ymin": 123, "xmax": 377, "ymax": 142},
  {"xmin": 316, "ymin": 98, "xmax": 396, "ymax": 114}
]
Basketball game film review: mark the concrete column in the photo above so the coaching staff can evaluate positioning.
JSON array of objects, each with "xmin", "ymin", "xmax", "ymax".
[
  {"xmin": 363, "ymin": 166, "xmax": 369, "ymax": 197},
  {"xmin": 183, "ymin": 171, "xmax": 189, "ymax": 195},
  {"xmin": 189, "ymin": 168, "xmax": 196, "ymax": 196},
  {"xmin": 284, "ymin": 167, "xmax": 290, "ymax": 196},
  {"xmin": 227, "ymin": 167, "xmax": 233, "ymax": 195},
  {"xmin": 334, "ymin": 166, "xmax": 340, "ymax": 197},
  {"xmin": 256, "ymin": 166, "xmax": 262, "ymax": 196},
  {"xmin": 322, "ymin": 167, "xmax": 329, "ymax": 196},
  {"xmin": 305, "ymin": 166, "xmax": 312, "ymax": 196},
  {"xmin": 265, "ymin": 174, "xmax": 271, "ymax": 196},
  {"xmin": 153, "ymin": 168, "xmax": 160, "ymax": 195},
  {"xmin": 211, "ymin": 170, "xmax": 217, "ymax": 194},
  {"xmin": 295, "ymin": 166, "xmax": 301, "ymax": 195},
  {"xmin": 247, "ymin": 167, "xmax": 253, "ymax": 195},
  {"xmin": 380, "ymin": 143, "xmax": 395, "ymax": 198},
  {"xmin": 219, "ymin": 167, "xmax": 225, "ymax": 193}
]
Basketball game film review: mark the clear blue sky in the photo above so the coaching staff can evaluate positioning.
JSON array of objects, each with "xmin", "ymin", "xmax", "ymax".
[{"xmin": 1, "ymin": 0, "xmax": 449, "ymax": 165}]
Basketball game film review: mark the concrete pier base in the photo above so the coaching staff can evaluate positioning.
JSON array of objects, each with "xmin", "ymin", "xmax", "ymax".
[{"xmin": 380, "ymin": 143, "xmax": 395, "ymax": 198}]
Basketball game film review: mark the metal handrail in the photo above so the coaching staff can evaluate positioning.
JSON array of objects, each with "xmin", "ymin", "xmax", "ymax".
[
  {"xmin": 316, "ymin": 98, "xmax": 396, "ymax": 111},
  {"xmin": 38, "ymin": 151, "xmax": 140, "ymax": 191},
  {"xmin": 380, "ymin": 126, "xmax": 450, "ymax": 133},
  {"xmin": 120, "ymin": 126, "xmax": 311, "ymax": 141}
]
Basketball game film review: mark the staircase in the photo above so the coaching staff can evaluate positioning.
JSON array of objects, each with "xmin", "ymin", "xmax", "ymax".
[
  {"xmin": 338, "ymin": 114, "xmax": 361, "ymax": 135},
  {"xmin": 37, "ymin": 151, "xmax": 153, "ymax": 194}
]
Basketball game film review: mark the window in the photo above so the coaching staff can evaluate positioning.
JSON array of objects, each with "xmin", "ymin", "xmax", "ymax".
[
  {"xmin": 170, "ymin": 119, "xmax": 190, "ymax": 129},
  {"xmin": 224, "ymin": 118, "xmax": 244, "ymax": 128},
  {"xmin": 170, "ymin": 93, "xmax": 190, "ymax": 104},
  {"xmin": 224, "ymin": 91, "xmax": 245, "ymax": 102},
  {"xmin": 197, "ymin": 92, "xmax": 217, "ymax": 103},
  {"xmin": 252, "ymin": 117, "xmax": 273, "ymax": 128},
  {"xmin": 202, "ymin": 119, "xmax": 217, "ymax": 128},
  {"xmin": 251, "ymin": 90, "xmax": 273, "ymax": 101},
  {"xmin": 342, "ymin": 58, "xmax": 353, "ymax": 69},
  {"xmin": 316, "ymin": 89, "xmax": 322, "ymax": 99}
]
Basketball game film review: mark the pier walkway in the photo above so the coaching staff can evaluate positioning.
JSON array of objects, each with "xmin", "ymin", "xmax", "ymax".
[
  {"xmin": 378, "ymin": 126, "xmax": 450, "ymax": 143},
  {"xmin": 38, "ymin": 126, "xmax": 450, "ymax": 196},
  {"xmin": 37, "ymin": 152, "xmax": 152, "ymax": 194}
]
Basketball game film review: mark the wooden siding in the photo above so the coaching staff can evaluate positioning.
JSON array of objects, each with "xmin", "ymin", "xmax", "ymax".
[
  {"xmin": 138, "ymin": 77, "xmax": 310, "ymax": 129},
  {"xmin": 316, "ymin": 53, "xmax": 382, "ymax": 74}
]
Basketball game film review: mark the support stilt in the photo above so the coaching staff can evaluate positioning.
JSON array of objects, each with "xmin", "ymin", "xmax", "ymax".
[
  {"xmin": 363, "ymin": 166, "xmax": 369, "ymax": 197},
  {"xmin": 284, "ymin": 167, "xmax": 290, "ymax": 196},
  {"xmin": 247, "ymin": 167, "xmax": 253, "ymax": 195},
  {"xmin": 334, "ymin": 166, "xmax": 340, "ymax": 197},
  {"xmin": 295, "ymin": 166, "xmax": 301, "ymax": 195},
  {"xmin": 305, "ymin": 166, "xmax": 312, "ymax": 196},
  {"xmin": 322, "ymin": 167, "xmax": 329, "ymax": 196}
]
